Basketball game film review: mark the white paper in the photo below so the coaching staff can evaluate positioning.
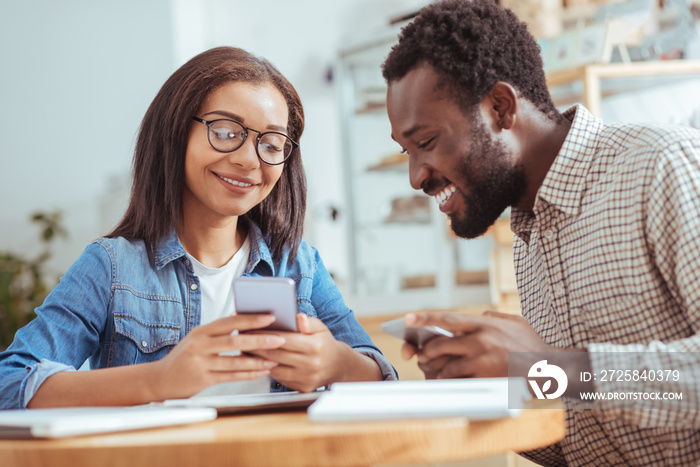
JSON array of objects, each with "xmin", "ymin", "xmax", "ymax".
[{"xmin": 308, "ymin": 377, "xmax": 529, "ymax": 422}]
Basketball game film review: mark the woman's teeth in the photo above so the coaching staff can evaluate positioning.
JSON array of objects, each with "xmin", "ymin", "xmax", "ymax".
[
  {"xmin": 435, "ymin": 185, "xmax": 456, "ymax": 206},
  {"xmin": 217, "ymin": 174, "xmax": 252, "ymax": 187}
]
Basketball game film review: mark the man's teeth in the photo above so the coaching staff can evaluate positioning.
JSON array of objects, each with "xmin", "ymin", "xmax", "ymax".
[
  {"xmin": 217, "ymin": 174, "xmax": 252, "ymax": 187},
  {"xmin": 435, "ymin": 186, "xmax": 456, "ymax": 206}
]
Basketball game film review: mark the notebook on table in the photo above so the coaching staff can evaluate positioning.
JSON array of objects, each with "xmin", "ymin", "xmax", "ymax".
[
  {"xmin": 307, "ymin": 377, "xmax": 530, "ymax": 422},
  {"xmin": 162, "ymin": 391, "xmax": 323, "ymax": 414},
  {"xmin": 0, "ymin": 405, "xmax": 217, "ymax": 439}
]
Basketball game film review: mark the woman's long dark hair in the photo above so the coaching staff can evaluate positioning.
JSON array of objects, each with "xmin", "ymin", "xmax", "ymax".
[{"xmin": 108, "ymin": 47, "xmax": 306, "ymax": 263}]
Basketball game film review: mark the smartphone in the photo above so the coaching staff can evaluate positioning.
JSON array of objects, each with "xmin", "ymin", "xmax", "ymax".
[
  {"xmin": 233, "ymin": 277, "xmax": 299, "ymax": 332},
  {"xmin": 380, "ymin": 316, "xmax": 453, "ymax": 348}
]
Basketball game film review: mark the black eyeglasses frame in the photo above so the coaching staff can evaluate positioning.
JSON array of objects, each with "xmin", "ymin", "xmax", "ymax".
[{"xmin": 192, "ymin": 116, "xmax": 298, "ymax": 166}]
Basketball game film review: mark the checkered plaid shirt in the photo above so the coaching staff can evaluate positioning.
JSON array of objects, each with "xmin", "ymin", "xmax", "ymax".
[{"xmin": 511, "ymin": 105, "xmax": 700, "ymax": 466}]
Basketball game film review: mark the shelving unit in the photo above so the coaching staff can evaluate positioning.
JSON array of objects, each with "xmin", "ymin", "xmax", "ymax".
[
  {"xmin": 546, "ymin": 59, "xmax": 700, "ymax": 115},
  {"xmin": 336, "ymin": 26, "xmax": 492, "ymax": 315}
]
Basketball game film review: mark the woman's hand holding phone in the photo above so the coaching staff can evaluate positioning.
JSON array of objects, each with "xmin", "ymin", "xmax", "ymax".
[
  {"xmin": 250, "ymin": 313, "xmax": 358, "ymax": 393},
  {"xmin": 149, "ymin": 313, "xmax": 285, "ymax": 400}
]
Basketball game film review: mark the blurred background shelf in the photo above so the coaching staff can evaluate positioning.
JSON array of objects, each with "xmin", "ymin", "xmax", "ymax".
[
  {"xmin": 366, "ymin": 152, "xmax": 409, "ymax": 172},
  {"xmin": 546, "ymin": 59, "xmax": 700, "ymax": 115},
  {"xmin": 335, "ymin": 0, "xmax": 700, "ymax": 317}
]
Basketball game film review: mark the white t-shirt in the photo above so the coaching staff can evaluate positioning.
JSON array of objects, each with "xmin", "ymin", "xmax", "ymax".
[{"xmin": 185, "ymin": 235, "xmax": 271, "ymax": 396}]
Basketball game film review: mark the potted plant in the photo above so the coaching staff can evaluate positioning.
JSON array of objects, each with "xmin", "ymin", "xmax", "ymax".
[{"xmin": 0, "ymin": 211, "xmax": 67, "ymax": 351}]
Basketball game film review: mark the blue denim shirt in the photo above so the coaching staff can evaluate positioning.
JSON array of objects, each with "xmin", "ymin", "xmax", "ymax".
[{"xmin": 0, "ymin": 221, "xmax": 396, "ymax": 409}]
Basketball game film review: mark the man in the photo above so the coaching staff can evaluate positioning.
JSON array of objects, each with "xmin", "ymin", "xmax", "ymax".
[{"xmin": 382, "ymin": 0, "xmax": 700, "ymax": 465}]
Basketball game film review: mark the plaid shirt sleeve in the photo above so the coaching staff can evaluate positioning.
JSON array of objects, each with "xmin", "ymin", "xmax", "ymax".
[{"xmin": 589, "ymin": 132, "xmax": 700, "ymax": 429}]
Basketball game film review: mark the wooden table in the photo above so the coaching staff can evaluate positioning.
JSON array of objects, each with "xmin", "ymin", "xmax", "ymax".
[{"xmin": 0, "ymin": 401, "xmax": 565, "ymax": 467}]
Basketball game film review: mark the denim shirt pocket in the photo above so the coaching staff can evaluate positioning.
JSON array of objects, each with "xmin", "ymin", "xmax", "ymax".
[
  {"xmin": 294, "ymin": 274, "xmax": 316, "ymax": 318},
  {"xmin": 112, "ymin": 310, "xmax": 181, "ymax": 366}
]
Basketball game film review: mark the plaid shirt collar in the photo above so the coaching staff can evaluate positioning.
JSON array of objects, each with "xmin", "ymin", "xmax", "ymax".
[{"xmin": 511, "ymin": 104, "xmax": 604, "ymax": 240}]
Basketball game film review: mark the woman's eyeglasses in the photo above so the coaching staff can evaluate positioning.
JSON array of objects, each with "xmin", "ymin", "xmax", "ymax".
[{"xmin": 192, "ymin": 117, "xmax": 298, "ymax": 166}]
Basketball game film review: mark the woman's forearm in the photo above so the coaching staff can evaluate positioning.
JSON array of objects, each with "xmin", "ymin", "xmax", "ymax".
[
  {"xmin": 336, "ymin": 346, "xmax": 383, "ymax": 383},
  {"xmin": 27, "ymin": 362, "xmax": 162, "ymax": 408}
]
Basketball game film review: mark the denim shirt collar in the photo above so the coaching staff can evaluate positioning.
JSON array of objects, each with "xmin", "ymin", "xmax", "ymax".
[
  {"xmin": 152, "ymin": 232, "xmax": 187, "ymax": 270},
  {"xmin": 152, "ymin": 219, "xmax": 275, "ymax": 274}
]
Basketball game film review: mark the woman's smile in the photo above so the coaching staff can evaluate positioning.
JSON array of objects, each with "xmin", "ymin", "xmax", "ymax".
[{"xmin": 213, "ymin": 171, "xmax": 257, "ymax": 194}]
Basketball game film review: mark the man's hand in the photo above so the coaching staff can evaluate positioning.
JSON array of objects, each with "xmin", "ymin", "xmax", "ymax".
[{"xmin": 401, "ymin": 310, "xmax": 553, "ymax": 379}]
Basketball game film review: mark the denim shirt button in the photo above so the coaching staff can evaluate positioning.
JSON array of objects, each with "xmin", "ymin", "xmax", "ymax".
[
  {"xmin": 190, "ymin": 283, "xmax": 199, "ymax": 291},
  {"xmin": 141, "ymin": 340, "xmax": 148, "ymax": 348},
  {"xmin": 273, "ymin": 382, "xmax": 282, "ymax": 389}
]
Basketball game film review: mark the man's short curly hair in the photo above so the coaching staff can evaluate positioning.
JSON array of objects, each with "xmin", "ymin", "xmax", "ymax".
[{"xmin": 382, "ymin": 0, "xmax": 558, "ymax": 119}]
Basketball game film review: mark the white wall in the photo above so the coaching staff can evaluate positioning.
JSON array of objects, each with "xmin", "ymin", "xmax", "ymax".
[{"xmin": 0, "ymin": 0, "xmax": 175, "ymax": 278}]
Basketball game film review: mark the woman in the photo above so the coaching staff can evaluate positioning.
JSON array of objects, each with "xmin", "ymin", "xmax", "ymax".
[{"xmin": 0, "ymin": 47, "xmax": 395, "ymax": 410}]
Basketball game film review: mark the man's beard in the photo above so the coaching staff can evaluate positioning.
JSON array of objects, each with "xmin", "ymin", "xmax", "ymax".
[{"xmin": 449, "ymin": 119, "xmax": 527, "ymax": 239}]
